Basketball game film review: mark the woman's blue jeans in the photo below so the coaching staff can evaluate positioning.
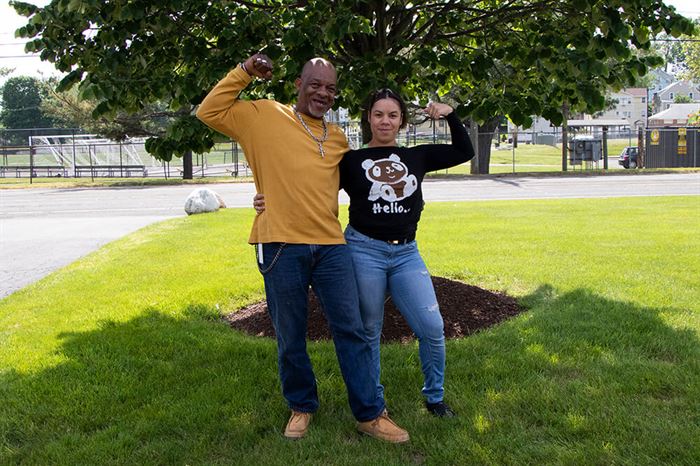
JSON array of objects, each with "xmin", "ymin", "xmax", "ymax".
[
  {"xmin": 344, "ymin": 225, "xmax": 446, "ymax": 404},
  {"xmin": 257, "ymin": 242, "xmax": 385, "ymax": 422}
]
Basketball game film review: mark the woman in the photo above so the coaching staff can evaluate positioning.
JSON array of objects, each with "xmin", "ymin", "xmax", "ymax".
[{"xmin": 256, "ymin": 89, "xmax": 474, "ymax": 417}]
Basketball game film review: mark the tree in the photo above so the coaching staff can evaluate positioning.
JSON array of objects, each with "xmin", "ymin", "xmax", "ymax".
[
  {"xmin": 651, "ymin": 31, "xmax": 687, "ymax": 73},
  {"xmin": 0, "ymin": 76, "xmax": 56, "ymax": 142},
  {"xmin": 674, "ymin": 94, "xmax": 693, "ymax": 103},
  {"xmin": 688, "ymin": 111, "xmax": 700, "ymax": 126},
  {"xmin": 12, "ymin": 0, "xmax": 695, "ymax": 174},
  {"xmin": 40, "ymin": 78, "xmax": 180, "ymax": 141},
  {"xmin": 680, "ymin": 19, "xmax": 700, "ymax": 82}
]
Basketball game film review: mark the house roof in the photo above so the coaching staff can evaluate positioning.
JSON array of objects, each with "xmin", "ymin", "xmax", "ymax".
[
  {"xmin": 658, "ymin": 80, "xmax": 699, "ymax": 95},
  {"xmin": 625, "ymin": 88, "xmax": 647, "ymax": 97},
  {"xmin": 652, "ymin": 68, "xmax": 674, "ymax": 80},
  {"xmin": 649, "ymin": 103, "xmax": 700, "ymax": 121}
]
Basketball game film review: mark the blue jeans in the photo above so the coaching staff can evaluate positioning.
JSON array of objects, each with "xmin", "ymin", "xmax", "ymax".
[
  {"xmin": 344, "ymin": 225, "xmax": 446, "ymax": 404},
  {"xmin": 257, "ymin": 242, "xmax": 385, "ymax": 422}
]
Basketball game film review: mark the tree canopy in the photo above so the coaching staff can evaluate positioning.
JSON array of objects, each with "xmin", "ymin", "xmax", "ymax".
[
  {"xmin": 0, "ymin": 75, "xmax": 55, "ymax": 135},
  {"xmin": 40, "ymin": 77, "xmax": 174, "ymax": 141},
  {"xmin": 679, "ymin": 19, "xmax": 700, "ymax": 82},
  {"xmin": 12, "ymin": 0, "xmax": 695, "ymax": 165}
]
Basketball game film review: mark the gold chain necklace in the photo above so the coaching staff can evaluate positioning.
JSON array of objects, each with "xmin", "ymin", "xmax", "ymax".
[{"xmin": 293, "ymin": 105, "xmax": 328, "ymax": 158}]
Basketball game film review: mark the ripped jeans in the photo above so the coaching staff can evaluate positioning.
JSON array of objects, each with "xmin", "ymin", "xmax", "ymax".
[{"xmin": 344, "ymin": 225, "xmax": 446, "ymax": 404}]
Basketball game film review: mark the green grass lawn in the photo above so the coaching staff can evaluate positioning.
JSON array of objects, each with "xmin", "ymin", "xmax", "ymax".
[{"xmin": 1, "ymin": 197, "xmax": 699, "ymax": 464}]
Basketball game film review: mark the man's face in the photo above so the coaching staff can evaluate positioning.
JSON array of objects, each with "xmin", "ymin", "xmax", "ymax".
[{"xmin": 295, "ymin": 62, "xmax": 337, "ymax": 118}]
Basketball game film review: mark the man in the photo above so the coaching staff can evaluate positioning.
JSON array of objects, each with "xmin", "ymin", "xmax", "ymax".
[{"xmin": 196, "ymin": 53, "xmax": 409, "ymax": 443}]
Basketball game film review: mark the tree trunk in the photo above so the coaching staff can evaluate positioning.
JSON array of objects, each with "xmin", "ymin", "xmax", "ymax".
[
  {"xmin": 183, "ymin": 150, "xmax": 193, "ymax": 180},
  {"xmin": 474, "ymin": 117, "xmax": 499, "ymax": 175}
]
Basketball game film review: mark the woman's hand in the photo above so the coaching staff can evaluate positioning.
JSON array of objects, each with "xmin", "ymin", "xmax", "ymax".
[
  {"xmin": 424, "ymin": 102, "xmax": 453, "ymax": 119},
  {"xmin": 253, "ymin": 193, "xmax": 266, "ymax": 214}
]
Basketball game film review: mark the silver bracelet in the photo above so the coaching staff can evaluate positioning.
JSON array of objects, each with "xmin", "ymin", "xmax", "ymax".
[{"xmin": 240, "ymin": 62, "xmax": 251, "ymax": 76}]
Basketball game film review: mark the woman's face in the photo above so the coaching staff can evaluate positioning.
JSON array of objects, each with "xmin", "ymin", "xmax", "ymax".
[{"xmin": 368, "ymin": 97, "xmax": 402, "ymax": 146}]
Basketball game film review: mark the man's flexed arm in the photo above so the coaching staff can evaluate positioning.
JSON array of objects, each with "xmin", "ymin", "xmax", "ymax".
[{"xmin": 196, "ymin": 53, "xmax": 274, "ymax": 140}]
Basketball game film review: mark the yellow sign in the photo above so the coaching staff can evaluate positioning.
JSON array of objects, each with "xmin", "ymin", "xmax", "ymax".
[
  {"xmin": 650, "ymin": 129, "xmax": 660, "ymax": 145},
  {"xmin": 678, "ymin": 127, "xmax": 687, "ymax": 155}
]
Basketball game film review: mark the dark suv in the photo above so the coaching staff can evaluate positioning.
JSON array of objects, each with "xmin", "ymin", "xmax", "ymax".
[{"xmin": 618, "ymin": 146, "xmax": 639, "ymax": 169}]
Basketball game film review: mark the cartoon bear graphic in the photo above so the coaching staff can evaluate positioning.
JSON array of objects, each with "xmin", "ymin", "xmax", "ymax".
[{"xmin": 362, "ymin": 154, "xmax": 417, "ymax": 202}]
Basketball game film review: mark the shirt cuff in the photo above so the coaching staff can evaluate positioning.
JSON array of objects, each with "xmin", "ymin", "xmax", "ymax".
[{"xmin": 227, "ymin": 65, "xmax": 253, "ymax": 84}]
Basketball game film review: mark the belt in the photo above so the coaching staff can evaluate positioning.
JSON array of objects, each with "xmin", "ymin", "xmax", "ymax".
[{"xmin": 386, "ymin": 238, "xmax": 411, "ymax": 245}]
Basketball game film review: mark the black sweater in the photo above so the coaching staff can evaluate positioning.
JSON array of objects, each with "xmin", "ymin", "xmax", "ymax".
[{"xmin": 340, "ymin": 112, "xmax": 475, "ymax": 242}]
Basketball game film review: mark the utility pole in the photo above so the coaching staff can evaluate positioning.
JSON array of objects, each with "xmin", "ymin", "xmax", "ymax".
[{"xmin": 602, "ymin": 125, "xmax": 608, "ymax": 170}]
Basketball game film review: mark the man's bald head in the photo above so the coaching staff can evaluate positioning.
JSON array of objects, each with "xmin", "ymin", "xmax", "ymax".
[{"xmin": 301, "ymin": 57, "xmax": 336, "ymax": 81}]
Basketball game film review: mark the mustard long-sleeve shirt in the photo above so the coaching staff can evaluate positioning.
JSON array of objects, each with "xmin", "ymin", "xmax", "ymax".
[{"xmin": 196, "ymin": 66, "xmax": 349, "ymax": 245}]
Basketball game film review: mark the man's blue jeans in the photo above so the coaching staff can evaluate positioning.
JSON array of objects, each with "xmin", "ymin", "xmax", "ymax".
[
  {"xmin": 344, "ymin": 225, "xmax": 447, "ymax": 404},
  {"xmin": 257, "ymin": 242, "xmax": 385, "ymax": 422}
]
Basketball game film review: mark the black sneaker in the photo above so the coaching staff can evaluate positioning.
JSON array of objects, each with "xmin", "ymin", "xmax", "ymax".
[{"xmin": 425, "ymin": 401, "xmax": 456, "ymax": 418}]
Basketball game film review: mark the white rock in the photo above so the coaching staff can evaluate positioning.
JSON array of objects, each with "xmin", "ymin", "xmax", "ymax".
[{"xmin": 184, "ymin": 188, "xmax": 226, "ymax": 215}]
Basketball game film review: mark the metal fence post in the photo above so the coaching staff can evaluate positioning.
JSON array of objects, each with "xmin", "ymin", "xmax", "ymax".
[
  {"xmin": 89, "ymin": 144, "xmax": 95, "ymax": 181},
  {"xmin": 234, "ymin": 141, "xmax": 239, "ymax": 177},
  {"xmin": 29, "ymin": 143, "xmax": 34, "ymax": 185},
  {"xmin": 72, "ymin": 129, "xmax": 77, "ymax": 177}
]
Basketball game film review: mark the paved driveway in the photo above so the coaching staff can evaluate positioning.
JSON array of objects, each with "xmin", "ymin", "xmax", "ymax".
[{"xmin": 1, "ymin": 173, "xmax": 698, "ymax": 298}]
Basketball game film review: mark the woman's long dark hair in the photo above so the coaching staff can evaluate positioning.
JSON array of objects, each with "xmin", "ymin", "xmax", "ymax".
[{"xmin": 361, "ymin": 88, "xmax": 408, "ymax": 145}]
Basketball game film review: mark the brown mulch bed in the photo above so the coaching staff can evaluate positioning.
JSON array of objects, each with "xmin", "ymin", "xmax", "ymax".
[{"xmin": 225, "ymin": 276, "xmax": 525, "ymax": 343}]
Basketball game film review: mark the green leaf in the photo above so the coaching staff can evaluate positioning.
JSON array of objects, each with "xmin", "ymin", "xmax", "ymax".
[
  {"xmin": 92, "ymin": 100, "xmax": 111, "ymax": 118},
  {"xmin": 56, "ymin": 69, "xmax": 83, "ymax": 92}
]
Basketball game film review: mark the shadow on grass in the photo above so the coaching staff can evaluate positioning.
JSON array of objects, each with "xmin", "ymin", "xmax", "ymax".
[
  {"xmin": 1, "ymin": 307, "xmax": 286, "ymax": 464},
  {"xmin": 2, "ymin": 288, "xmax": 699, "ymax": 464},
  {"xmin": 432, "ymin": 285, "xmax": 700, "ymax": 464}
]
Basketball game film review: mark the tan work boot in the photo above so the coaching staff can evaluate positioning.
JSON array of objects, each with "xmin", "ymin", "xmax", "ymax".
[
  {"xmin": 357, "ymin": 410, "xmax": 409, "ymax": 443},
  {"xmin": 284, "ymin": 410, "xmax": 312, "ymax": 439}
]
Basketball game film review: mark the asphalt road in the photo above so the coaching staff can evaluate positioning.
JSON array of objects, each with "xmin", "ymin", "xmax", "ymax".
[{"xmin": 1, "ymin": 173, "xmax": 698, "ymax": 298}]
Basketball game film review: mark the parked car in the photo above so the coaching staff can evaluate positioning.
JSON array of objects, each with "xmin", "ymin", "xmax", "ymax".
[{"xmin": 618, "ymin": 146, "xmax": 639, "ymax": 169}]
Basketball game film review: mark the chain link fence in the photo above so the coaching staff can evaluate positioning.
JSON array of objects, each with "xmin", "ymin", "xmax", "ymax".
[{"xmin": 3, "ymin": 125, "xmax": 693, "ymax": 180}]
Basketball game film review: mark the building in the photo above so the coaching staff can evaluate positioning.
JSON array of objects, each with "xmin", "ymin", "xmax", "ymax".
[
  {"xmin": 593, "ymin": 88, "xmax": 648, "ymax": 127},
  {"xmin": 647, "ymin": 103, "xmax": 700, "ymax": 127},
  {"xmin": 653, "ymin": 81, "xmax": 700, "ymax": 112},
  {"xmin": 647, "ymin": 68, "xmax": 675, "ymax": 102}
]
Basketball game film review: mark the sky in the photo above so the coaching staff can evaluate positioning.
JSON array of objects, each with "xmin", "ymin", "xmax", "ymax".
[{"xmin": 1, "ymin": 0, "xmax": 699, "ymax": 84}]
